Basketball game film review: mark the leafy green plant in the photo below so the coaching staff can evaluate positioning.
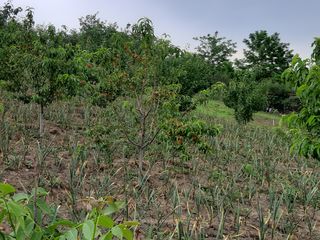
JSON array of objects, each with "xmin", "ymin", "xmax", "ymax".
[
  {"xmin": 223, "ymin": 77, "xmax": 267, "ymax": 124},
  {"xmin": 282, "ymin": 39, "xmax": 320, "ymax": 160},
  {"xmin": 242, "ymin": 163, "xmax": 256, "ymax": 177},
  {"xmin": 0, "ymin": 182, "xmax": 138, "ymax": 239},
  {"xmin": 161, "ymin": 117, "xmax": 219, "ymax": 161}
]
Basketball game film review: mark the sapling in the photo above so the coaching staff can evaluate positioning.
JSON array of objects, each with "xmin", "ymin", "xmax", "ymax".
[{"xmin": 5, "ymin": 20, "xmax": 79, "ymax": 137}]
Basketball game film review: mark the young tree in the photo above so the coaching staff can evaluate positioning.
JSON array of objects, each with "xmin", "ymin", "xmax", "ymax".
[
  {"xmin": 223, "ymin": 70, "xmax": 267, "ymax": 124},
  {"xmin": 282, "ymin": 38, "xmax": 320, "ymax": 160},
  {"xmin": 108, "ymin": 18, "xmax": 181, "ymax": 174},
  {"xmin": 0, "ymin": 2, "xmax": 24, "ymax": 83},
  {"xmin": 5, "ymin": 22, "xmax": 79, "ymax": 137},
  {"xmin": 98, "ymin": 18, "xmax": 221, "ymax": 174}
]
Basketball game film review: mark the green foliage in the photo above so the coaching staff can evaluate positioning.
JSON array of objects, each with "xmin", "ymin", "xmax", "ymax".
[
  {"xmin": 6, "ymin": 25, "xmax": 80, "ymax": 107},
  {"xmin": 0, "ymin": 2, "xmax": 22, "ymax": 27},
  {"xmin": 0, "ymin": 182, "xmax": 137, "ymax": 239},
  {"xmin": 78, "ymin": 13, "xmax": 119, "ymax": 51},
  {"xmin": 173, "ymin": 52, "xmax": 213, "ymax": 96},
  {"xmin": 161, "ymin": 117, "xmax": 220, "ymax": 159},
  {"xmin": 258, "ymin": 79, "xmax": 299, "ymax": 112},
  {"xmin": 282, "ymin": 41, "xmax": 320, "ymax": 160},
  {"xmin": 242, "ymin": 163, "xmax": 256, "ymax": 177},
  {"xmin": 241, "ymin": 30, "xmax": 293, "ymax": 79},
  {"xmin": 194, "ymin": 31, "xmax": 236, "ymax": 67},
  {"xmin": 0, "ymin": 102, "xmax": 3, "ymax": 113},
  {"xmin": 223, "ymin": 76, "xmax": 267, "ymax": 124}
]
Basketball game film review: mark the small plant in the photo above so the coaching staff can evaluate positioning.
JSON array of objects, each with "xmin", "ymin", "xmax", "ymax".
[
  {"xmin": 242, "ymin": 163, "xmax": 256, "ymax": 177},
  {"xmin": 161, "ymin": 117, "xmax": 219, "ymax": 161}
]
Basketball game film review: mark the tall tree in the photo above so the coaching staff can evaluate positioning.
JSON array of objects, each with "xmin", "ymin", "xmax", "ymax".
[
  {"xmin": 194, "ymin": 31, "xmax": 236, "ymax": 67},
  {"xmin": 242, "ymin": 30, "xmax": 293, "ymax": 79}
]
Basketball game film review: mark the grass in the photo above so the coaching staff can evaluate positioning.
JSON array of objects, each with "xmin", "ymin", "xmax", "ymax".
[
  {"xmin": 0, "ymin": 98, "xmax": 319, "ymax": 239},
  {"xmin": 195, "ymin": 100, "xmax": 282, "ymax": 126}
]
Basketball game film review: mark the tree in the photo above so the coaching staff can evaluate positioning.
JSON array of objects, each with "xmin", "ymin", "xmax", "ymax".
[
  {"xmin": 0, "ymin": 2, "xmax": 25, "ymax": 83},
  {"xmin": 95, "ymin": 18, "xmax": 220, "ymax": 174},
  {"xmin": 282, "ymin": 38, "xmax": 320, "ymax": 160},
  {"xmin": 108, "ymin": 18, "xmax": 181, "ymax": 174},
  {"xmin": 174, "ymin": 52, "xmax": 213, "ymax": 96},
  {"xmin": 242, "ymin": 30, "xmax": 293, "ymax": 79},
  {"xmin": 5, "ymin": 22, "xmax": 79, "ymax": 137},
  {"xmin": 0, "ymin": 1, "xmax": 22, "ymax": 27},
  {"xmin": 194, "ymin": 31, "xmax": 236, "ymax": 67},
  {"xmin": 223, "ymin": 70, "xmax": 267, "ymax": 124},
  {"xmin": 193, "ymin": 32, "xmax": 236, "ymax": 92}
]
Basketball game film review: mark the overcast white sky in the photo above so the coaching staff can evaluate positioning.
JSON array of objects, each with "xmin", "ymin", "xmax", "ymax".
[{"xmin": 3, "ymin": 0, "xmax": 320, "ymax": 59}]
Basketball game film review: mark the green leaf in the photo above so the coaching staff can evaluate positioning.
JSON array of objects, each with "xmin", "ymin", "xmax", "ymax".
[
  {"xmin": 16, "ymin": 226, "xmax": 27, "ymax": 240},
  {"xmin": 306, "ymin": 115, "xmax": 316, "ymax": 126},
  {"xmin": 24, "ymin": 218, "xmax": 35, "ymax": 236},
  {"xmin": 0, "ymin": 80, "xmax": 7, "ymax": 89},
  {"xmin": 37, "ymin": 199, "xmax": 53, "ymax": 215},
  {"xmin": 47, "ymin": 219, "xmax": 76, "ymax": 232},
  {"xmin": 12, "ymin": 193, "xmax": 29, "ymax": 202},
  {"xmin": 82, "ymin": 220, "xmax": 95, "ymax": 240},
  {"xmin": 98, "ymin": 215, "xmax": 114, "ymax": 228},
  {"xmin": 111, "ymin": 226, "xmax": 123, "ymax": 239},
  {"xmin": 123, "ymin": 221, "xmax": 139, "ymax": 227},
  {"xmin": 30, "ymin": 228, "xmax": 43, "ymax": 240},
  {"xmin": 243, "ymin": 163, "xmax": 255, "ymax": 176},
  {"xmin": 64, "ymin": 228, "xmax": 78, "ymax": 240},
  {"xmin": 31, "ymin": 187, "xmax": 48, "ymax": 197},
  {"xmin": 8, "ymin": 200, "xmax": 28, "ymax": 218},
  {"xmin": 0, "ymin": 183, "xmax": 16, "ymax": 196},
  {"xmin": 101, "ymin": 232, "xmax": 113, "ymax": 240},
  {"xmin": 103, "ymin": 201, "xmax": 125, "ymax": 215},
  {"xmin": 0, "ymin": 209, "xmax": 7, "ymax": 223},
  {"xmin": 120, "ymin": 226, "xmax": 133, "ymax": 240}
]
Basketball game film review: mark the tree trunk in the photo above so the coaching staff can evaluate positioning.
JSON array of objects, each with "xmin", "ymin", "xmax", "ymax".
[
  {"xmin": 39, "ymin": 104, "xmax": 44, "ymax": 138},
  {"xmin": 138, "ymin": 105, "xmax": 146, "ymax": 176},
  {"xmin": 138, "ymin": 147, "xmax": 144, "ymax": 175}
]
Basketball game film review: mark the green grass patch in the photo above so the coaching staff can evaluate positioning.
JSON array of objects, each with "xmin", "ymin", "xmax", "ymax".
[{"xmin": 195, "ymin": 100, "xmax": 282, "ymax": 127}]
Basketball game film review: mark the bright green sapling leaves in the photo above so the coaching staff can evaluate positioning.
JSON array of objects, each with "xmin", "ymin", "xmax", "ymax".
[
  {"xmin": 282, "ymin": 39, "xmax": 320, "ymax": 160},
  {"xmin": 0, "ymin": 182, "xmax": 137, "ymax": 240}
]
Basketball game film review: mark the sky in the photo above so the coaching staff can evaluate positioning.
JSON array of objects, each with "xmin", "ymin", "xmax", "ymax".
[{"xmin": 3, "ymin": 0, "xmax": 320, "ymax": 59}]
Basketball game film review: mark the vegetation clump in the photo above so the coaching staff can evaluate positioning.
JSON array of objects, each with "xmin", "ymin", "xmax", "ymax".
[{"xmin": 0, "ymin": 2, "xmax": 319, "ymax": 239}]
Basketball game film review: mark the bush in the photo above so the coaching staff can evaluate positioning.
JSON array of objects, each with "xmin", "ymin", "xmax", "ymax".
[{"xmin": 223, "ymin": 80, "xmax": 267, "ymax": 124}]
